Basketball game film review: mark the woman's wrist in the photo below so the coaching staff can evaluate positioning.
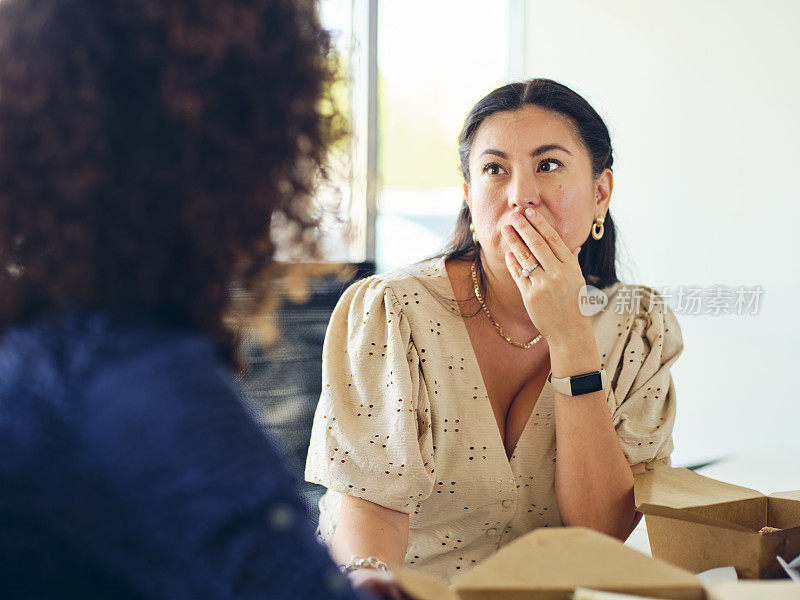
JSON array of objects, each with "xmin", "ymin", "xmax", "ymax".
[
  {"xmin": 545, "ymin": 316, "xmax": 594, "ymax": 348},
  {"xmin": 338, "ymin": 555, "xmax": 390, "ymax": 575},
  {"xmin": 547, "ymin": 323, "xmax": 602, "ymax": 378}
]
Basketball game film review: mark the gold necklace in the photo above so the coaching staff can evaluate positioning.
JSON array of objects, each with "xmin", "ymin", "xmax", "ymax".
[{"xmin": 471, "ymin": 260, "xmax": 543, "ymax": 349}]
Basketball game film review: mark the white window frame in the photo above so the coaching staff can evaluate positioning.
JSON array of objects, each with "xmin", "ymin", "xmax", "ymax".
[{"xmin": 346, "ymin": 0, "xmax": 524, "ymax": 265}]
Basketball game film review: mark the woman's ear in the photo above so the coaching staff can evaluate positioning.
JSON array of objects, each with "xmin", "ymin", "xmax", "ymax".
[
  {"xmin": 594, "ymin": 168, "xmax": 613, "ymax": 215},
  {"xmin": 463, "ymin": 181, "xmax": 471, "ymax": 212}
]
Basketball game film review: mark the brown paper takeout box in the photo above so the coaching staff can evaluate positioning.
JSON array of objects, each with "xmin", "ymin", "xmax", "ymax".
[
  {"xmin": 704, "ymin": 580, "xmax": 800, "ymax": 600},
  {"xmin": 395, "ymin": 527, "xmax": 705, "ymax": 600},
  {"xmin": 634, "ymin": 466, "xmax": 800, "ymax": 579}
]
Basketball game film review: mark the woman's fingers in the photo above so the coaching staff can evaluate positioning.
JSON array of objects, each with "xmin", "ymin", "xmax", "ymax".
[
  {"xmin": 504, "ymin": 250, "xmax": 530, "ymax": 285},
  {"xmin": 522, "ymin": 207, "xmax": 574, "ymax": 263},
  {"xmin": 504, "ymin": 212, "xmax": 557, "ymax": 270}
]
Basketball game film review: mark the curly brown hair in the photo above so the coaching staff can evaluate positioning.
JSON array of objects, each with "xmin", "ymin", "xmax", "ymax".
[{"xmin": 0, "ymin": 0, "xmax": 342, "ymax": 362}]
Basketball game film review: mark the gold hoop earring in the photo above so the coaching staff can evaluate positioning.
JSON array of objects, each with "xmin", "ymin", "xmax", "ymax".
[
  {"xmin": 469, "ymin": 222, "xmax": 479, "ymax": 247},
  {"xmin": 591, "ymin": 217, "xmax": 605, "ymax": 240}
]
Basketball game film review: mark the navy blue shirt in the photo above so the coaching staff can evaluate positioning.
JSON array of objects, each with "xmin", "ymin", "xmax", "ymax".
[{"xmin": 0, "ymin": 310, "xmax": 358, "ymax": 599}]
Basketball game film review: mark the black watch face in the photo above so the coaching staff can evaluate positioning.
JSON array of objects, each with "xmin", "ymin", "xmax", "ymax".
[{"xmin": 570, "ymin": 371, "xmax": 603, "ymax": 396}]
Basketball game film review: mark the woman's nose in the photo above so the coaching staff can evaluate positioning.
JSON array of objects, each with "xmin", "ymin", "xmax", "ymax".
[{"xmin": 507, "ymin": 174, "xmax": 540, "ymax": 209}]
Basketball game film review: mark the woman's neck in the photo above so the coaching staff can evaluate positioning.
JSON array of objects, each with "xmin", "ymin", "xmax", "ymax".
[
  {"xmin": 449, "ymin": 254, "xmax": 541, "ymax": 339},
  {"xmin": 481, "ymin": 255, "xmax": 539, "ymax": 333}
]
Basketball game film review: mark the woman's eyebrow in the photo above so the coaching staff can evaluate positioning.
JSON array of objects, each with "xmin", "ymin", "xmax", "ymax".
[
  {"xmin": 479, "ymin": 148, "xmax": 507, "ymax": 159},
  {"xmin": 478, "ymin": 144, "xmax": 573, "ymax": 160},
  {"xmin": 531, "ymin": 143, "xmax": 572, "ymax": 157}
]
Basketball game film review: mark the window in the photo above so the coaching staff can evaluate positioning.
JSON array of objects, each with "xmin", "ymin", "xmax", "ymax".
[
  {"xmin": 318, "ymin": 0, "xmax": 520, "ymax": 271},
  {"xmin": 376, "ymin": 1, "xmax": 514, "ymax": 271}
]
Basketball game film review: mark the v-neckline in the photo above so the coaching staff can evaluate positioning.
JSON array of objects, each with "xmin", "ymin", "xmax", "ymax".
[{"xmin": 437, "ymin": 256, "xmax": 552, "ymax": 463}]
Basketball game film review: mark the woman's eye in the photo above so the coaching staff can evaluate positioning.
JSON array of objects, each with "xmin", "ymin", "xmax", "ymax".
[
  {"xmin": 483, "ymin": 162, "xmax": 505, "ymax": 175},
  {"xmin": 538, "ymin": 159, "xmax": 562, "ymax": 173}
]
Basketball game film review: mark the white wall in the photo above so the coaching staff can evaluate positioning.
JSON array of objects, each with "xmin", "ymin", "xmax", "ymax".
[{"xmin": 523, "ymin": 0, "xmax": 800, "ymax": 465}]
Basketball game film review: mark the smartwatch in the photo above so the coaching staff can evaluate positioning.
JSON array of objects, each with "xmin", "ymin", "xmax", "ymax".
[{"xmin": 547, "ymin": 369, "xmax": 608, "ymax": 397}]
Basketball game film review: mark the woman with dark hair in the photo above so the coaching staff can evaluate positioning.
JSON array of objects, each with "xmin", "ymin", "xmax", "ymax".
[
  {"xmin": 307, "ymin": 79, "xmax": 684, "ymax": 589},
  {"xmin": 0, "ymin": 0, "xmax": 362, "ymax": 598}
]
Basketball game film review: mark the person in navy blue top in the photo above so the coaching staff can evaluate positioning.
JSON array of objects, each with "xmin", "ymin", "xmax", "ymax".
[
  {"xmin": 0, "ymin": 0, "xmax": 370, "ymax": 597},
  {"xmin": 0, "ymin": 309, "xmax": 359, "ymax": 599}
]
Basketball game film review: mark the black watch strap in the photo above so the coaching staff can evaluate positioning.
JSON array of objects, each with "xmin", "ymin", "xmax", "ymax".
[{"xmin": 547, "ymin": 369, "xmax": 608, "ymax": 396}]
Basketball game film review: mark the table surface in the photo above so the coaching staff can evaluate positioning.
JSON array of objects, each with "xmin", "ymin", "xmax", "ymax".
[{"xmin": 624, "ymin": 444, "xmax": 800, "ymax": 556}]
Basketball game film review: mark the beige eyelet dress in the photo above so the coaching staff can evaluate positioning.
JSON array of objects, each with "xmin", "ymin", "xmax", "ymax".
[{"xmin": 305, "ymin": 256, "xmax": 683, "ymax": 584}]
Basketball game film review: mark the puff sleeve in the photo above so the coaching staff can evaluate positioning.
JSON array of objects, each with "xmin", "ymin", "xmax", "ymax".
[
  {"xmin": 305, "ymin": 276, "xmax": 435, "ymax": 514},
  {"xmin": 606, "ymin": 287, "xmax": 684, "ymax": 468}
]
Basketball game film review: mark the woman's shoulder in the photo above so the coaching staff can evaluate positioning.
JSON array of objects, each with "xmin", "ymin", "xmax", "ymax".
[
  {"xmin": 591, "ymin": 279, "xmax": 683, "ymax": 348},
  {"xmin": 0, "ymin": 308, "xmax": 234, "ymax": 486},
  {"xmin": 0, "ymin": 309, "xmax": 225, "ymax": 401},
  {"xmin": 327, "ymin": 257, "xmax": 458, "ymax": 344},
  {"xmin": 339, "ymin": 256, "xmax": 451, "ymax": 305}
]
